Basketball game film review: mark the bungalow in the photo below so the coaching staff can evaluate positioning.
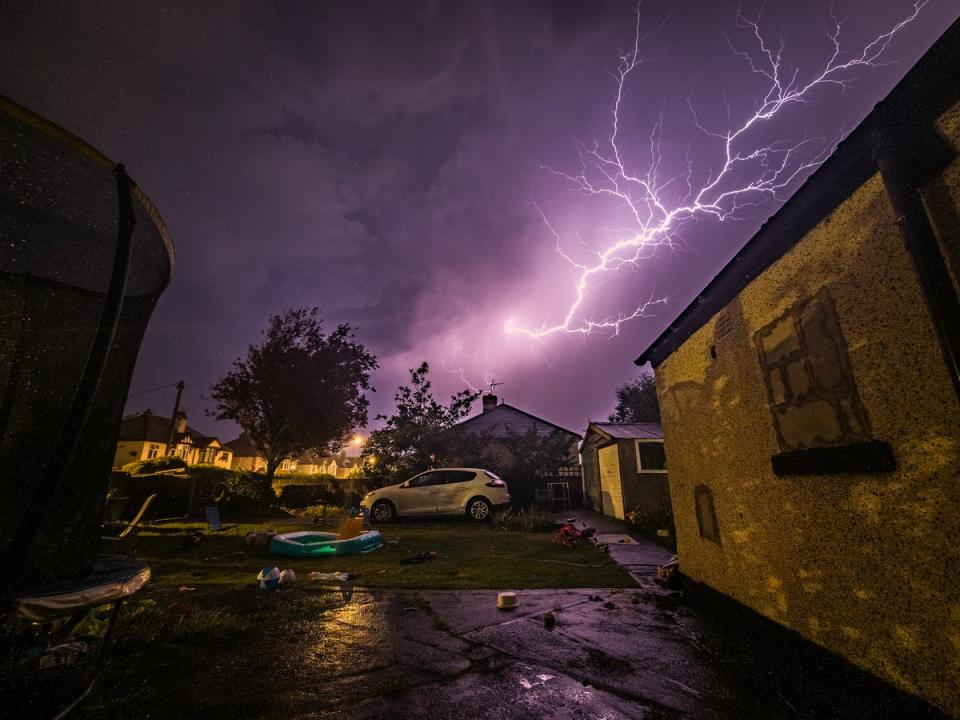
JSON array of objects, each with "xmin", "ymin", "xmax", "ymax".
[
  {"xmin": 579, "ymin": 422, "xmax": 669, "ymax": 525},
  {"xmin": 454, "ymin": 394, "xmax": 581, "ymax": 506},
  {"xmin": 634, "ymin": 21, "xmax": 960, "ymax": 717},
  {"xmin": 113, "ymin": 410, "xmax": 233, "ymax": 469},
  {"xmin": 223, "ymin": 434, "xmax": 268, "ymax": 474}
]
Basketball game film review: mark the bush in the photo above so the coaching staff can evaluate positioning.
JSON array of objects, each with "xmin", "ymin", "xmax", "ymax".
[
  {"xmin": 276, "ymin": 483, "xmax": 344, "ymax": 509},
  {"xmin": 273, "ymin": 473, "xmax": 336, "ymax": 488},
  {"xmin": 121, "ymin": 456, "xmax": 186, "ymax": 475},
  {"xmin": 217, "ymin": 471, "xmax": 277, "ymax": 511},
  {"xmin": 626, "ymin": 500, "xmax": 676, "ymax": 550},
  {"xmin": 492, "ymin": 507, "xmax": 555, "ymax": 533}
]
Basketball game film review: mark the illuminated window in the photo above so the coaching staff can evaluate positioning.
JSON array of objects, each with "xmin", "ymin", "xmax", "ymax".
[{"xmin": 147, "ymin": 443, "xmax": 159, "ymax": 459}]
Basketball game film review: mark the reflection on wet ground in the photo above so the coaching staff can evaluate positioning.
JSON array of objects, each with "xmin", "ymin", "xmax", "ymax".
[{"xmin": 87, "ymin": 576, "xmax": 945, "ymax": 719}]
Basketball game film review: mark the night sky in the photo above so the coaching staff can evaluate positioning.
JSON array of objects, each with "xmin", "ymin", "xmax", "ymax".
[{"xmin": 2, "ymin": 0, "xmax": 956, "ymax": 439}]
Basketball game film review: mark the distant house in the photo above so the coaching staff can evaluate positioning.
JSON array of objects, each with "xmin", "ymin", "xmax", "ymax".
[
  {"xmin": 633, "ymin": 23, "xmax": 960, "ymax": 717},
  {"xmin": 114, "ymin": 410, "xmax": 233, "ymax": 469},
  {"xmin": 223, "ymin": 434, "xmax": 268, "ymax": 474},
  {"xmin": 292, "ymin": 450, "xmax": 360, "ymax": 479},
  {"xmin": 454, "ymin": 394, "xmax": 581, "ymax": 506},
  {"xmin": 579, "ymin": 422, "xmax": 669, "ymax": 523},
  {"xmin": 294, "ymin": 449, "xmax": 336, "ymax": 476}
]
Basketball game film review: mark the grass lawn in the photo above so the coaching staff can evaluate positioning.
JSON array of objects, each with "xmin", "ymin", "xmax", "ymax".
[{"xmin": 136, "ymin": 516, "xmax": 635, "ymax": 591}]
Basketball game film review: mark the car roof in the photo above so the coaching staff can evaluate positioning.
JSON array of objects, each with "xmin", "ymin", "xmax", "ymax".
[{"xmin": 416, "ymin": 467, "xmax": 488, "ymax": 473}]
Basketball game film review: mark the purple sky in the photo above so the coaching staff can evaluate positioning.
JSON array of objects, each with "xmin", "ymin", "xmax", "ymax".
[{"xmin": 2, "ymin": 0, "xmax": 957, "ymax": 439}]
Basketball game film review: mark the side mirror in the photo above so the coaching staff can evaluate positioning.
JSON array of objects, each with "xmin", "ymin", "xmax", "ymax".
[{"xmin": 399, "ymin": 480, "xmax": 410, "ymax": 489}]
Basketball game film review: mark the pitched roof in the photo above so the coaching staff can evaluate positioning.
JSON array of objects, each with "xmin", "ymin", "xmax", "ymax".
[
  {"xmin": 635, "ymin": 19, "xmax": 960, "ymax": 369},
  {"xmin": 223, "ymin": 433, "xmax": 264, "ymax": 458},
  {"xmin": 589, "ymin": 422, "xmax": 663, "ymax": 440},
  {"xmin": 455, "ymin": 402, "xmax": 578, "ymax": 439},
  {"xmin": 118, "ymin": 411, "xmax": 203, "ymax": 443}
]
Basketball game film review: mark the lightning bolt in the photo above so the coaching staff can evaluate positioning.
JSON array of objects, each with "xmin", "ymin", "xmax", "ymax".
[
  {"xmin": 505, "ymin": 0, "xmax": 928, "ymax": 339},
  {"xmin": 440, "ymin": 359, "xmax": 482, "ymax": 394}
]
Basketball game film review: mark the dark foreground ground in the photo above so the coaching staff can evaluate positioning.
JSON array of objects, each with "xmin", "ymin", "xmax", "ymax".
[
  {"xmin": 12, "ymin": 514, "xmax": 945, "ymax": 719},
  {"xmin": 70, "ymin": 580, "xmax": 942, "ymax": 719}
]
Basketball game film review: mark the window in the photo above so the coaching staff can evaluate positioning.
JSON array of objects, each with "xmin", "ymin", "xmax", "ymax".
[
  {"xmin": 147, "ymin": 444, "xmax": 159, "ymax": 459},
  {"xmin": 694, "ymin": 484, "xmax": 721, "ymax": 544},
  {"xmin": 442, "ymin": 470, "xmax": 475, "ymax": 484},
  {"xmin": 407, "ymin": 472, "xmax": 442, "ymax": 488},
  {"xmin": 755, "ymin": 287, "xmax": 894, "ymax": 475},
  {"xmin": 636, "ymin": 440, "xmax": 667, "ymax": 473}
]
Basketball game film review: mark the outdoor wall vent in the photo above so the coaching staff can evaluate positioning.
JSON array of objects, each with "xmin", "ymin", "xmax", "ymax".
[{"xmin": 715, "ymin": 311, "xmax": 733, "ymax": 341}]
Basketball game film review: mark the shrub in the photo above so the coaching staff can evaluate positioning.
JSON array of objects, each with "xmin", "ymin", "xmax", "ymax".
[
  {"xmin": 121, "ymin": 455, "xmax": 186, "ymax": 475},
  {"xmin": 492, "ymin": 507, "xmax": 555, "ymax": 533},
  {"xmin": 218, "ymin": 471, "xmax": 276, "ymax": 507},
  {"xmin": 277, "ymin": 483, "xmax": 344, "ymax": 509},
  {"xmin": 626, "ymin": 499, "xmax": 676, "ymax": 550},
  {"xmin": 272, "ymin": 473, "xmax": 336, "ymax": 489}
]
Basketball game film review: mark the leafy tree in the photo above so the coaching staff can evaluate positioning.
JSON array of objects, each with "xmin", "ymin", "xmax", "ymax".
[
  {"xmin": 209, "ymin": 308, "xmax": 377, "ymax": 486},
  {"xmin": 609, "ymin": 372, "xmax": 661, "ymax": 424},
  {"xmin": 363, "ymin": 362, "xmax": 479, "ymax": 482},
  {"xmin": 496, "ymin": 427, "xmax": 577, "ymax": 481}
]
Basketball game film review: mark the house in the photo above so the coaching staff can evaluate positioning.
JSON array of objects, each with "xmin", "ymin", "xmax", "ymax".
[
  {"xmin": 294, "ymin": 449, "xmax": 336, "ymax": 476},
  {"xmin": 223, "ymin": 434, "xmax": 268, "ymax": 474},
  {"xmin": 454, "ymin": 394, "xmax": 581, "ymax": 505},
  {"xmin": 633, "ymin": 21, "xmax": 960, "ymax": 717},
  {"xmin": 114, "ymin": 410, "xmax": 233, "ymax": 469},
  {"xmin": 579, "ymin": 423, "xmax": 669, "ymax": 525},
  {"xmin": 292, "ymin": 450, "xmax": 362, "ymax": 478}
]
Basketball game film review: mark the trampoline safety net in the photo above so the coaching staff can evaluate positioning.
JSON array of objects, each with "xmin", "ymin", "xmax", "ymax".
[{"xmin": 0, "ymin": 96, "xmax": 174, "ymax": 592}]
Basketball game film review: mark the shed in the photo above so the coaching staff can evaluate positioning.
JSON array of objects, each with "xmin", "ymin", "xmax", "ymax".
[{"xmin": 580, "ymin": 423, "xmax": 669, "ymax": 524}]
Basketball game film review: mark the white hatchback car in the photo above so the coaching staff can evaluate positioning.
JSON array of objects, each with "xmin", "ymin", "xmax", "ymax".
[{"xmin": 360, "ymin": 468, "xmax": 510, "ymax": 523}]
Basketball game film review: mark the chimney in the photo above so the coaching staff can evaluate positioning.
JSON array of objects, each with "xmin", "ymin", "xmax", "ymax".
[
  {"xmin": 175, "ymin": 411, "xmax": 187, "ymax": 434},
  {"xmin": 482, "ymin": 394, "xmax": 498, "ymax": 413}
]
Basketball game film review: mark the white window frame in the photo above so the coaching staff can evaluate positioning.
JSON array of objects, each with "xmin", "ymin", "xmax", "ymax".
[
  {"xmin": 147, "ymin": 444, "xmax": 160, "ymax": 460},
  {"xmin": 635, "ymin": 439, "xmax": 667, "ymax": 473}
]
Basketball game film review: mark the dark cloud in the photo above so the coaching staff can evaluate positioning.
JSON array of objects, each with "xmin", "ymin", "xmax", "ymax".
[{"xmin": 1, "ymin": 0, "xmax": 955, "ymax": 434}]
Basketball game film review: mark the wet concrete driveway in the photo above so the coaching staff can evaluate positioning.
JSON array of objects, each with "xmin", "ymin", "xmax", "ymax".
[{"xmin": 92, "ymin": 575, "xmax": 943, "ymax": 719}]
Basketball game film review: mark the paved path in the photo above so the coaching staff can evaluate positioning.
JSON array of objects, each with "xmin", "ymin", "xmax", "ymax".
[{"xmin": 565, "ymin": 511, "xmax": 674, "ymax": 582}]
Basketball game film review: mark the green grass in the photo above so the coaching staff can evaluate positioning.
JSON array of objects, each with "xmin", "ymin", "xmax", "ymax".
[{"xmin": 136, "ymin": 517, "xmax": 634, "ymax": 591}]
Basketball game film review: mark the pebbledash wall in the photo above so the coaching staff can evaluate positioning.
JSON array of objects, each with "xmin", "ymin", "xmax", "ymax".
[{"xmin": 636, "ymin": 23, "xmax": 960, "ymax": 717}]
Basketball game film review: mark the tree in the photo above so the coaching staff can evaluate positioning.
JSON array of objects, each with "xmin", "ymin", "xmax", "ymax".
[
  {"xmin": 209, "ymin": 308, "xmax": 377, "ymax": 485},
  {"xmin": 609, "ymin": 372, "xmax": 661, "ymax": 424},
  {"xmin": 363, "ymin": 362, "xmax": 479, "ymax": 482}
]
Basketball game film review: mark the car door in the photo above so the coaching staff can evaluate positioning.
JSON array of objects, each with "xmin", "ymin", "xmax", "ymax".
[
  {"xmin": 434, "ymin": 470, "xmax": 476, "ymax": 513},
  {"xmin": 396, "ymin": 471, "xmax": 443, "ymax": 514}
]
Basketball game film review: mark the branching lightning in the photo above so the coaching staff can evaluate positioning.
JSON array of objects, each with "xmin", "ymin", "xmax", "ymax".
[{"xmin": 504, "ymin": 0, "xmax": 928, "ymax": 339}]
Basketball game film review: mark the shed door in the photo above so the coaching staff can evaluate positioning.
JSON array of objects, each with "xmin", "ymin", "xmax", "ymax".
[{"xmin": 598, "ymin": 444, "xmax": 624, "ymax": 519}]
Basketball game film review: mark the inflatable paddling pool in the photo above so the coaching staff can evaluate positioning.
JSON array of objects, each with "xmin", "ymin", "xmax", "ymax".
[{"xmin": 269, "ymin": 530, "xmax": 383, "ymax": 557}]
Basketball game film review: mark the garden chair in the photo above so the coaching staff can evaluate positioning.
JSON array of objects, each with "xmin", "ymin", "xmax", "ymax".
[
  {"xmin": 204, "ymin": 505, "xmax": 236, "ymax": 532},
  {"xmin": 100, "ymin": 493, "xmax": 156, "ymax": 559}
]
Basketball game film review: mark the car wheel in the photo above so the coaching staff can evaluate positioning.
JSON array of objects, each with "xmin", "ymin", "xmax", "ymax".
[
  {"xmin": 371, "ymin": 500, "xmax": 396, "ymax": 523},
  {"xmin": 466, "ymin": 497, "xmax": 492, "ymax": 522}
]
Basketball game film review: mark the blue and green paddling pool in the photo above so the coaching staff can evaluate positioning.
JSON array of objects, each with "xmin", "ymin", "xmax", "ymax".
[{"xmin": 269, "ymin": 530, "xmax": 383, "ymax": 557}]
